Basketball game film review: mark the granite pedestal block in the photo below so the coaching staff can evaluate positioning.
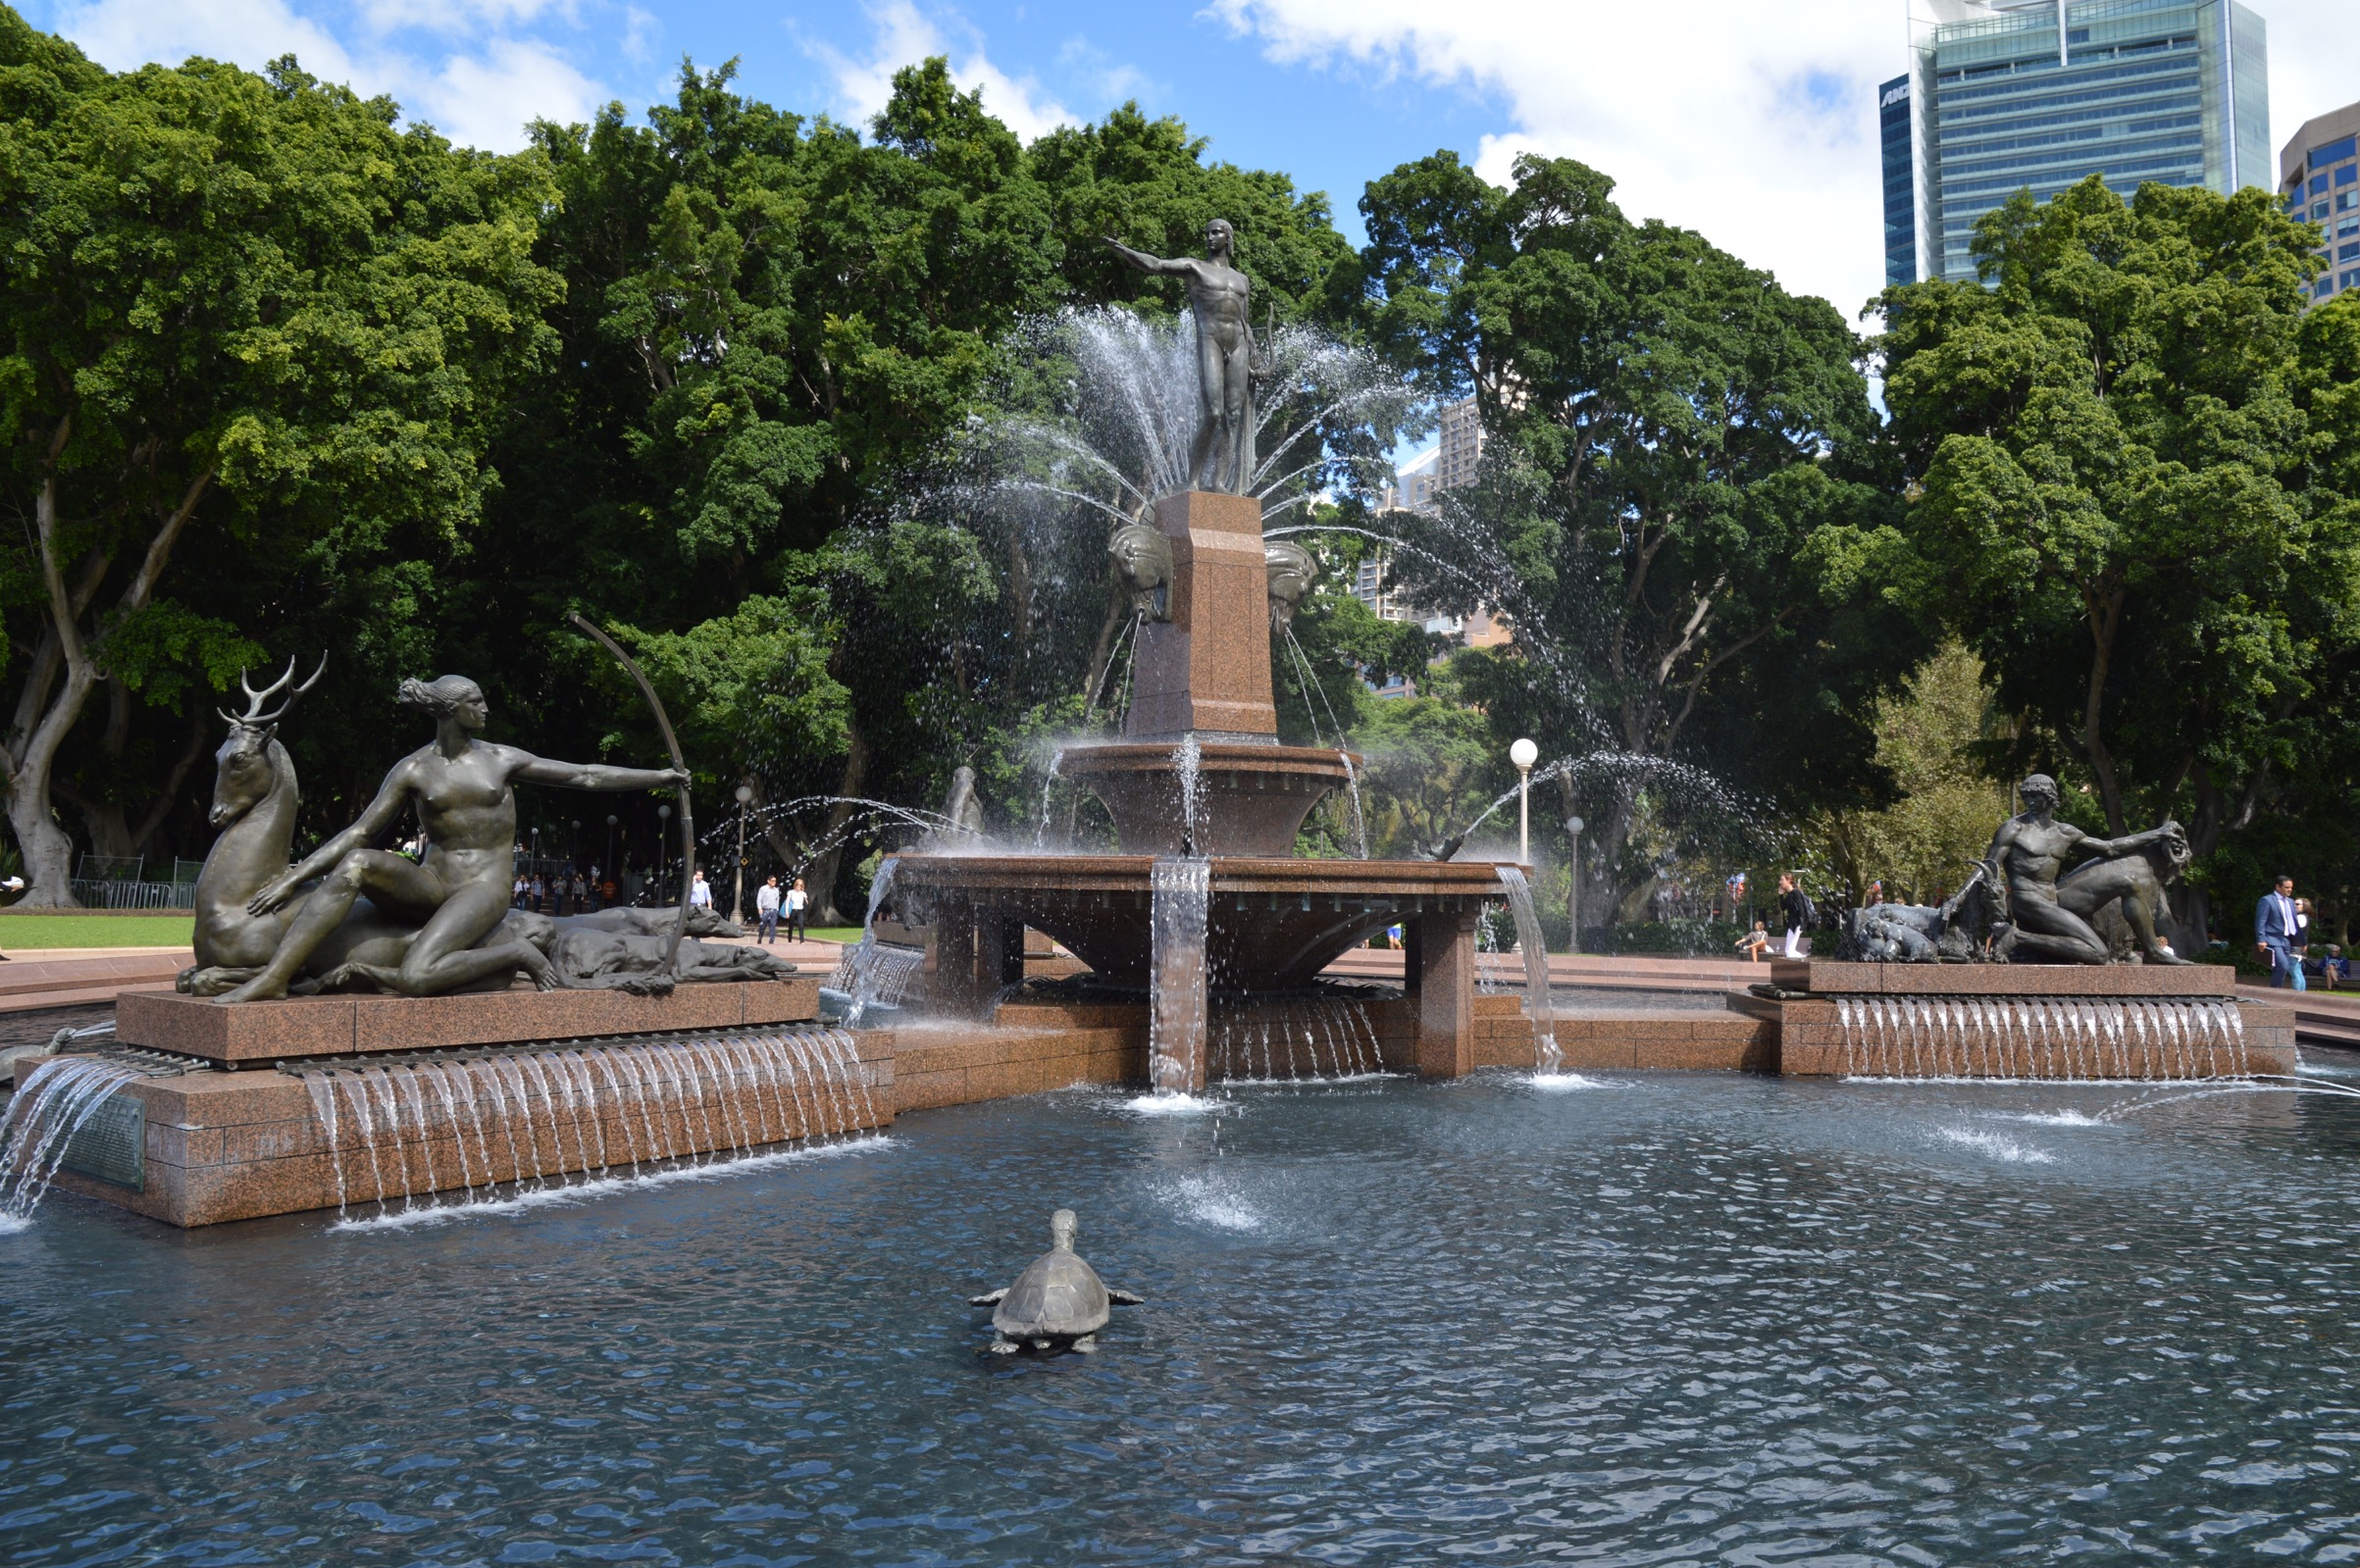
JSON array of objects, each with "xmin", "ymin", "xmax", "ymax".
[
  {"xmin": 1738, "ymin": 961, "xmax": 2292, "ymax": 1078},
  {"xmin": 1124, "ymin": 489, "xmax": 1278, "ymax": 739},
  {"xmin": 116, "ymin": 978, "xmax": 822, "ymax": 1067},
  {"xmin": 46, "ymin": 1024, "xmax": 893, "ymax": 1228}
]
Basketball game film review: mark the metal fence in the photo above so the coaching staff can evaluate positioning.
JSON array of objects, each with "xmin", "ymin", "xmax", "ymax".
[{"xmin": 68, "ymin": 879, "xmax": 197, "ymax": 910}]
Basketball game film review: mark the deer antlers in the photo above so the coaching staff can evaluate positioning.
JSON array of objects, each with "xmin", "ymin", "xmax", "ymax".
[{"xmin": 219, "ymin": 654, "xmax": 328, "ymax": 731}]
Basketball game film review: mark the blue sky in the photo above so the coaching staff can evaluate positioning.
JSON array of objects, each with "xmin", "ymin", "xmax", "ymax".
[{"xmin": 25, "ymin": 0, "xmax": 2360, "ymax": 322}]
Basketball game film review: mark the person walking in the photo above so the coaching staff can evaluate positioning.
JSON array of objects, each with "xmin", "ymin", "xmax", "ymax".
[
  {"xmin": 2257, "ymin": 875, "xmax": 2302, "ymax": 987},
  {"xmin": 1777, "ymin": 874, "xmax": 1814, "ymax": 959},
  {"xmin": 787, "ymin": 877, "xmax": 808, "ymax": 942},
  {"xmin": 755, "ymin": 876, "xmax": 782, "ymax": 943},
  {"xmin": 690, "ymin": 869, "xmax": 713, "ymax": 911}
]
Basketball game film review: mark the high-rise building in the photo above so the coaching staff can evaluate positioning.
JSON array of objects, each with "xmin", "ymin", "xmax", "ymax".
[
  {"xmin": 1880, "ymin": 75, "xmax": 1918, "ymax": 288},
  {"xmin": 1882, "ymin": 0, "xmax": 2269, "ymax": 288},
  {"xmin": 1359, "ymin": 397, "xmax": 1508, "ymax": 694},
  {"xmin": 2281, "ymin": 103, "xmax": 2360, "ymax": 303},
  {"xmin": 1435, "ymin": 396, "xmax": 1483, "ymax": 490}
]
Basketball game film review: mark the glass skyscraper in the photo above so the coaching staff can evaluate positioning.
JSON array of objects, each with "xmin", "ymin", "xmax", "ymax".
[
  {"xmin": 2280, "ymin": 104, "xmax": 2360, "ymax": 303},
  {"xmin": 1881, "ymin": 0, "xmax": 2270, "ymax": 288}
]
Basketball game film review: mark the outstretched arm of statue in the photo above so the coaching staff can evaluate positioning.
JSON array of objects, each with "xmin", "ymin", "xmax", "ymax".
[
  {"xmin": 1103, "ymin": 236, "xmax": 1188, "ymax": 276},
  {"xmin": 2080, "ymin": 822, "xmax": 2176, "ymax": 859},
  {"xmin": 508, "ymin": 751, "xmax": 689, "ymax": 793},
  {"xmin": 247, "ymin": 764, "xmax": 414, "ymax": 916}
]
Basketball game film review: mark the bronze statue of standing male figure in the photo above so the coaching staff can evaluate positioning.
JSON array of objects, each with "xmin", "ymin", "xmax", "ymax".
[
  {"xmin": 1104, "ymin": 219, "xmax": 1262, "ymax": 494},
  {"xmin": 217, "ymin": 675, "xmax": 685, "ymax": 1002}
]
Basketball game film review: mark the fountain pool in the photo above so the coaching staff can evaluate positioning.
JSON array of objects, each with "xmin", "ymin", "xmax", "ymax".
[{"xmin": 7, "ymin": 1069, "xmax": 2360, "ymax": 1563}]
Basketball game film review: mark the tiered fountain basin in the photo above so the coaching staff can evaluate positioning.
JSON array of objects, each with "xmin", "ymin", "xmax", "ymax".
[
  {"xmin": 1055, "ymin": 743, "xmax": 1357, "ymax": 856},
  {"xmin": 1737, "ymin": 959, "xmax": 2297, "ymax": 1078},
  {"xmin": 887, "ymin": 854, "xmax": 1509, "ymax": 992}
]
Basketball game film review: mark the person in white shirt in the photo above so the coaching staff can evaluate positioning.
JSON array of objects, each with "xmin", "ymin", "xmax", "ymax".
[
  {"xmin": 755, "ymin": 876, "xmax": 782, "ymax": 943},
  {"xmin": 787, "ymin": 877, "xmax": 809, "ymax": 942},
  {"xmin": 689, "ymin": 869, "xmax": 712, "ymax": 910}
]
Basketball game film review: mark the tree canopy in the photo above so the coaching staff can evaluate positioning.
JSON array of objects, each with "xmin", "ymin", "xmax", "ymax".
[
  {"xmin": 8, "ymin": 0, "xmax": 2360, "ymax": 947},
  {"xmin": 1878, "ymin": 176, "xmax": 2360, "ymax": 939}
]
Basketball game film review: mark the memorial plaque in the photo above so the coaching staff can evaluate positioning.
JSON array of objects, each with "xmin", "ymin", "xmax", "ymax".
[{"xmin": 62, "ymin": 1092, "xmax": 144, "ymax": 1191}]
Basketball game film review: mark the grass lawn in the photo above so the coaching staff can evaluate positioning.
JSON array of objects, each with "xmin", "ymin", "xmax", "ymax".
[
  {"xmin": 0, "ymin": 913, "xmax": 196, "ymax": 949},
  {"xmin": 803, "ymin": 926, "xmax": 863, "ymax": 944}
]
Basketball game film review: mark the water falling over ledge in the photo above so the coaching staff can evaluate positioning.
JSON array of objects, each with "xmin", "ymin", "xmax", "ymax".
[
  {"xmin": 291, "ymin": 1028, "xmax": 884, "ymax": 1221},
  {"xmin": 1828, "ymin": 995, "xmax": 2255, "ymax": 1081},
  {"xmin": 1149, "ymin": 856, "xmax": 1212, "ymax": 1094}
]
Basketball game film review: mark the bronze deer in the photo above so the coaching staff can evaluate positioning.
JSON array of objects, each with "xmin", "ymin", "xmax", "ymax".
[{"xmin": 180, "ymin": 657, "xmax": 423, "ymax": 995}]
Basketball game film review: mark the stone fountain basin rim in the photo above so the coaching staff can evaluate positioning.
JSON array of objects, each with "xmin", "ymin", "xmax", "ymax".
[
  {"xmin": 1054, "ymin": 742, "xmax": 1360, "ymax": 778},
  {"xmin": 887, "ymin": 854, "xmax": 1521, "ymax": 895}
]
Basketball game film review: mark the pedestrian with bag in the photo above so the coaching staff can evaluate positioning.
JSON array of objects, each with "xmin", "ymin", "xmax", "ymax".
[
  {"xmin": 2257, "ymin": 875, "xmax": 2302, "ymax": 988},
  {"xmin": 787, "ymin": 877, "xmax": 808, "ymax": 942},
  {"xmin": 1777, "ymin": 874, "xmax": 1815, "ymax": 959}
]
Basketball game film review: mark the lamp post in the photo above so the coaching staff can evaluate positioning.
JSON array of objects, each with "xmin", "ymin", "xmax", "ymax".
[
  {"xmin": 1510, "ymin": 737, "xmax": 1538, "ymax": 866},
  {"xmin": 1565, "ymin": 815, "xmax": 1584, "ymax": 954},
  {"xmin": 656, "ymin": 803, "xmax": 671, "ymax": 891},
  {"xmin": 605, "ymin": 813, "xmax": 617, "ymax": 877},
  {"xmin": 733, "ymin": 783, "xmax": 753, "ymax": 924}
]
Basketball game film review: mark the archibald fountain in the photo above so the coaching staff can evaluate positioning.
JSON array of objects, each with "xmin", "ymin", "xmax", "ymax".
[
  {"xmin": 0, "ymin": 218, "xmax": 2299, "ymax": 1237},
  {"xmin": 884, "ymin": 224, "xmax": 1519, "ymax": 1093}
]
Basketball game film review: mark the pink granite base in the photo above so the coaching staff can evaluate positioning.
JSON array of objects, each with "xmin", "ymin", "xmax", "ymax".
[
  {"xmin": 116, "ymin": 979, "xmax": 821, "ymax": 1066},
  {"xmin": 50, "ymin": 1026, "xmax": 893, "ymax": 1227}
]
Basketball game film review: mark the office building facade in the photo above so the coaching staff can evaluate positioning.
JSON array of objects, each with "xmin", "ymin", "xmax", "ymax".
[
  {"xmin": 1360, "ymin": 397, "xmax": 1509, "ymax": 694},
  {"xmin": 2281, "ymin": 103, "xmax": 2360, "ymax": 302},
  {"xmin": 1882, "ymin": 0, "xmax": 2269, "ymax": 288}
]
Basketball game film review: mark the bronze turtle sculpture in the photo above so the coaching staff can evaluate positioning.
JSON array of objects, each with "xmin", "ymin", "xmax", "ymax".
[{"xmin": 970, "ymin": 1209, "xmax": 1144, "ymax": 1353}]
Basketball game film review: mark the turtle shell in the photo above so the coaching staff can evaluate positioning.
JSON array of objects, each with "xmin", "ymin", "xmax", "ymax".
[{"xmin": 992, "ymin": 1248, "xmax": 1112, "ymax": 1340}]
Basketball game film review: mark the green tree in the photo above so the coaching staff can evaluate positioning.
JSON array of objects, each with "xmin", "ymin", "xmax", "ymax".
[
  {"xmin": 0, "ymin": 17, "xmax": 559, "ymax": 901},
  {"xmin": 1357, "ymin": 151, "xmax": 1924, "ymax": 925},
  {"xmin": 1803, "ymin": 641, "xmax": 2011, "ymax": 905},
  {"xmin": 1876, "ymin": 176, "xmax": 2360, "ymax": 940}
]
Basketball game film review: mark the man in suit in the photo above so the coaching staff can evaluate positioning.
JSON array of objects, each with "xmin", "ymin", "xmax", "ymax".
[{"xmin": 2257, "ymin": 875, "xmax": 2302, "ymax": 987}]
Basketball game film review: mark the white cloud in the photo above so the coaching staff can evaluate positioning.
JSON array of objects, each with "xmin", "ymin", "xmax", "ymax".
[
  {"xmin": 2267, "ymin": 6, "xmax": 2360, "ymax": 179},
  {"xmin": 413, "ymin": 35, "xmax": 602, "ymax": 145},
  {"xmin": 1209, "ymin": 0, "xmax": 2360, "ymax": 319},
  {"xmin": 1209, "ymin": 0, "xmax": 1900, "ymax": 317},
  {"xmin": 51, "ymin": 0, "xmax": 607, "ymax": 150},
  {"xmin": 807, "ymin": 0, "xmax": 1080, "ymax": 143},
  {"xmin": 58, "ymin": 0, "xmax": 363, "ymax": 80}
]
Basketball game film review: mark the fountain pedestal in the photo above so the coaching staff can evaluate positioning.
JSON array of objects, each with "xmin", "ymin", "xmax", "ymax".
[
  {"xmin": 1734, "ymin": 960, "xmax": 2297, "ymax": 1078},
  {"xmin": 1125, "ymin": 490, "xmax": 1277, "ymax": 740},
  {"xmin": 1411, "ymin": 911, "xmax": 1480, "ymax": 1078}
]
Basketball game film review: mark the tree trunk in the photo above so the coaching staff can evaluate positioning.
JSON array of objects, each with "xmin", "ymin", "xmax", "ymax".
[
  {"xmin": 74, "ymin": 678, "xmax": 140, "ymax": 859},
  {"xmin": 4, "ymin": 473, "xmax": 99, "ymax": 905},
  {"xmin": 802, "ymin": 728, "xmax": 871, "ymax": 926},
  {"xmin": 4, "ymin": 449, "xmax": 212, "ymax": 906},
  {"xmin": 133, "ymin": 706, "xmax": 213, "ymax": 858}
]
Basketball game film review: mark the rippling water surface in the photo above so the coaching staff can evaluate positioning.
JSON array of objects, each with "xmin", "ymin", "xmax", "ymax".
[{"xmin": 7, "ymin": 1070, "xmax": 2360, "ymax": 1565}]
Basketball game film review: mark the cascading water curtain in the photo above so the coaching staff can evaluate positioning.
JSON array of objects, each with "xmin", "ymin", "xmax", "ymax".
[
  {"xmin": 0, "ymin": 1056, "xmax": 149, "ymax": 1224},
  {"xmin": 295, "ymin": 1030, "xmax": 878, "ymax": 1219},
  {"xmin": 1833, "ymin": 997, "xmax": 2257, "ymax": 1082},
  {"xmin": 1148, "ymin": 856, "xmax": 1211, "ymax": 1093},
  {"xmin": 1495, "ymin": 867, "xmax": 1560, "ymax": 1073}
]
